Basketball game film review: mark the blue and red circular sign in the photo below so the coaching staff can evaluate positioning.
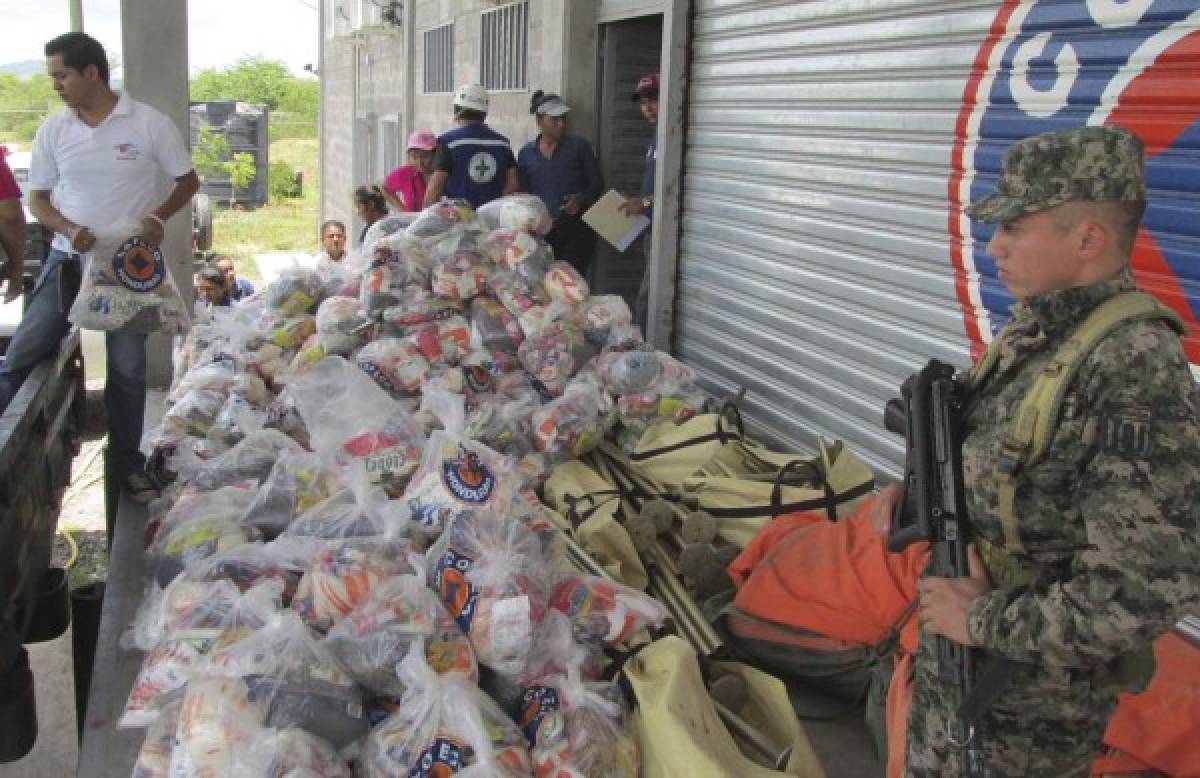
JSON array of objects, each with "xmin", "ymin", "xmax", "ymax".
[
  {"xmin": 950, "ymin": 1, "xmax": 1200, "ymax": 369},
  {"xmin": 111, "ymin": 236, "xmax": 166, "ymax": 292}
]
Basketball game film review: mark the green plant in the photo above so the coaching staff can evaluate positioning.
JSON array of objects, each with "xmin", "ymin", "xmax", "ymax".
[
  {"xmin": 268, "ymin": 160, "xmax": 301, "ymax": 202},
  {"xmin": 227, "ymin": 152, "xmax": 257, "ymax": 199}
]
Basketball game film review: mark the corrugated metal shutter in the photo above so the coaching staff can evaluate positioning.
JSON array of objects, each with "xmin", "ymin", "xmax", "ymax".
[{"xmin": 676, "ymin": 0, "xmax": 1200, "ymax": 477}]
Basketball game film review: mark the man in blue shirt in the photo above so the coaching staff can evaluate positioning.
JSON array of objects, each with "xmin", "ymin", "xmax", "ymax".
[
  {"xmin": 517, "ymin": 91, "xmax": 604, "ymax": 276},
  {"xmin": 619, "ymin": 73, "xmax": 659, "ymax": 332},
  {"xmin": 213, "ymin": 255, "xmax": 254, "ymax": 301},
  {"xmin": 424, "ymin": 84, "xmax": 518, "ymax": 209}
]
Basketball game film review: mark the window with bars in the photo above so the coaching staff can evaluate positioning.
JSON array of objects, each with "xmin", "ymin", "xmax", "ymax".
[
  {"xmin": 480, "ymin": 1, "xmax": 528, "ymax": 92},
  {"xmin": 423, "ymin": 23, "xmax": 454, "ymax": 94}
]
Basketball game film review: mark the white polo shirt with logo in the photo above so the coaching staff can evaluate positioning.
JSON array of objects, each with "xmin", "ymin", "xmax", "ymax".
[{"xmin": 29, "ymin": 91, "xmax": 193, "ymax": 253}]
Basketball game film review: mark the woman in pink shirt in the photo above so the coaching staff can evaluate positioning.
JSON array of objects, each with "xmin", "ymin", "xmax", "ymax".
[{"xmin": 381, "ymin": 129, "xmax": 436, "ymax": 212}]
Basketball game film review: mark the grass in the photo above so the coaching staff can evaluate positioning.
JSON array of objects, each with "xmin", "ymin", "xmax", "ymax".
[{"xmin": 209, "ymin": 137, "xmax": 319, "ymax": 280}]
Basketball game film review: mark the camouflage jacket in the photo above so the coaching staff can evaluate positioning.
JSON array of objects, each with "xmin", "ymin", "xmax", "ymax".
[{"xmin": 961, "ymin": 268, "xmax": 1200, "ymax": 668}]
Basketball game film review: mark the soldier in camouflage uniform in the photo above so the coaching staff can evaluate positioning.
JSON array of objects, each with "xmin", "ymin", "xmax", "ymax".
[{"xmin": 886, "ymin": 126, "xmax": 1200, "ymax": 776}]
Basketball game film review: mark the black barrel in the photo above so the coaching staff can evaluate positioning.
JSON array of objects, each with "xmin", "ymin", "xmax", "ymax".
[
  {"xmin": 23, "ymin": 567, "xmax": 72, "ymax": 644},
  {"xmin": 70, "ymin": 581, "xmax": 105, "ymax": 741},
  {"xmin": 0, "ymin": 645, "xmax": 37, "ymax": 762}
]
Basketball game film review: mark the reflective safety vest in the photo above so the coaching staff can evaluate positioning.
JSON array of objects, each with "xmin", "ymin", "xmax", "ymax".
[{"xmin": 440, "ymin": 123, "xmax": 513, "ymax": 209}]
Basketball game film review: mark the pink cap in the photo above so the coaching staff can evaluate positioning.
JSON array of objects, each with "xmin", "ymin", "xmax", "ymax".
[{"xmin": 406, "ymin": 129, "xmax": 437, "ymax": 151}]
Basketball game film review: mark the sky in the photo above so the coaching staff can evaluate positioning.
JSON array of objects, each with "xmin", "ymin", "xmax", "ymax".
[{"xmin": 6, "ymin": 0, "xmax": 320, "ymax": 77}]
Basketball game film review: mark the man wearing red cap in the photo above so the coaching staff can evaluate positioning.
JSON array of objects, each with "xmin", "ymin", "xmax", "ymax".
[
  {"xmin": 382, "ymin": 129, "xmax": 437, "ymax": 212},
  {"xmin": 619, "ymin": 73, "xmax": 659, "ymax": 331}
]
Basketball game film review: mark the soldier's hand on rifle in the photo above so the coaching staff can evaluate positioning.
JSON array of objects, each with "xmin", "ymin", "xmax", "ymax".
[
  {"xmin": 871, "ymin": 482, "xmax": 902, "ymax": 537},
  {"xmin": 917, "ymin": 545, "xmax": 992, "ymax": 646}
]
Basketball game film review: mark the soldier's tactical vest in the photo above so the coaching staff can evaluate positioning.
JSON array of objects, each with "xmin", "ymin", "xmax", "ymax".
[{"xmin": 965, "ymin": 290, "xmax": 1186, "ymax": 694}]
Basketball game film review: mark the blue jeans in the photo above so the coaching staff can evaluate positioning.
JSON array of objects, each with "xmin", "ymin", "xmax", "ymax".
[{"xmin": 0, "ymin": 249, "xmax": 148, "ymax": 479}]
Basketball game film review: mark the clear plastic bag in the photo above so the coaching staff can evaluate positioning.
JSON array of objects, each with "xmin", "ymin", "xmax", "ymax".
[
  {"xmin": 570, "ymin": 295, "xmax": 637, "ymax": 345},
  {"xmin": 432, "ymin": 249, "xmax": 494, "ymax": 302},
  {"xmin": 241, "ymin": 450, "xmax": 342, "ymax": 539},
  {"xmin": 69, "ymin": 221, "xmax": 190, "ymax": 334},
  {"xmin": 520, "ymin": 667, "xmax": 639, "ymax": 778},
  {"xmin": 594, "ymin": 349, "xmax": 697, "ymax": 396},
  {"xmin": 315, "ymin": 295, "xmax": 372, "ymax": 355},
  {"xmin": 380, "ymin": 287, "xmax": 465, "ymax": 337},
  {"xmin": 542, "ymin": 261, "xmax": 590, "ymax": 306},
  {"xmin": 531, "ymin": 374, "xmax": 613, "ymax": 460},
  {"xmin": 265, "ymin": 265, "xmax": 325, "ymax": 316},
  {"xmin": 161, "ymin": 388, "xmax": 227, "ymax": 438},
  {"xmin": 469, "ymin": 296, "xmax": 525, "ymax": 355},
  {"xmin": 356, "ymin": 337, "xmax": 431, "ymax": 398},
  {"xmin": 191, "ymin": 428, "xmax": 305, "ymax": 492},
  {"xmin": 131, "ymin": 696, "xmax": 182, "ymax": 777},
  {"xmin": 480, "ymin": 228, "xmax": 554, "ymax": 272},
  {"xmin": 168, "ymin": 361, "xmax": 236, "ymax": 405},
  {"xmin": 322, "ymin": 574, "xmax": 477, "ymax": 698},
  {"xmin": 489, "ymin": 269, "xmax": 549, "ymax": 337},
  {"xmin": 146, "ymin": 510, "xmax": 259, "ymax": 588},
  {"xmin": 428, "ymin": 512, "xmax": 549, "ymax": 677},
  {"xmin": 464, "ymin": 396, "xmax": 538, "ymax": 457},
  {"xmin": 360, "ymin": 641, "xmax": 533, "ymax": 778},
  {"xmin": 518, "ymin": 319, "xmax": 597, "ymax": 399},
  {"xmin": 269, "ymin": 314, "xmax": 317, "ymax": 351},
  {"xmin": 548, "ymin": 573, "xmax": 668, "ymax": 647},
  {"xmin": 403, "ymin": 430, "xmax": 518, "ymax": 538},
  {"xmin": 288, "ymin": 356, "xmax": 427, "ymax": 496},
  {"xmin": 477, "ymin": 194, "xmax": 554, "ymax": 236},
  {"xmin": 406, "ymin": 198, "xmax": 481, "ymax": 241},
  {"xmin": 231, "ymin": 726, "xmax": 353, "ymax": 777},
  {"xmin": 287, "ymin": 537, "xmax": 422, "ymax": 633},
  {"xmin": 120, "ymin": 579, "xmax": 282, "ymax": 729},
  {"xmin": 361, "ymin": 233, "xmax": 433, "ymax": 315}
]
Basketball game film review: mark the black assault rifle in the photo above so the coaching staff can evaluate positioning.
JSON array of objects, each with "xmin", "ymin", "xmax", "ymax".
[{"xmin": 885, "ymin": 359, "xmax": 996, "ymax": 777}]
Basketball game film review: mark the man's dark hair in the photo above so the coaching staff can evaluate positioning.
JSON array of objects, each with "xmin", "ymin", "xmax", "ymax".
[
  {"xmin": 320, "ymin": 219, "xmax": 346, "ymax": 234},
  {"xmin": 198, "ymin": 263, "xmax": 227, "ymax": 287},
  {"xmin": 45, "ymin": 32, "xmax": 110, "ymax": 85},
  {"xmin": 353, "ymin": 186, "xmax": 387, "ymax": 212},
  {"xmin": 455, "ymin": 109, "xmax": 486, "ymax": 123}
]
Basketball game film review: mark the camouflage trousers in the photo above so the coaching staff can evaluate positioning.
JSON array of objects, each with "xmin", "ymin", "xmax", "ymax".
[{"xmin": 904, "ymin": 649, "xmax": 1118, "ymax": 777}]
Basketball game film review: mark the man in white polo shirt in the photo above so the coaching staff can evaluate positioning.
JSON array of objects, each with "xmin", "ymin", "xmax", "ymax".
[{"xmin": 0, "ymin": 32, "xmax": 199, "ymax": 502}]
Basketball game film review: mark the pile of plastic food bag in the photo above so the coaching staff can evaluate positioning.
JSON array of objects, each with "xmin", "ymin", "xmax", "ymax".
[{"xmin": 126, "ymin": 194, "xmax": 718, "ymax": 776}]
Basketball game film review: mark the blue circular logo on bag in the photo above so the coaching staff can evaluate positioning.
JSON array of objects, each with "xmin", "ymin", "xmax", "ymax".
[
  {"xmin": 441, "ymin": 445, "xmax": 496, "ymax": 504},
  {"xmin": 112, "ymin": 236, "xmax": 166, "ymax": 292}
]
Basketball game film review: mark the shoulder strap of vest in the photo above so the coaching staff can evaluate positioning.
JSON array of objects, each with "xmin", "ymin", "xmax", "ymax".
[{"xmin": 995, "ymin": 290, "xmax": 1184, "ymax": 553}]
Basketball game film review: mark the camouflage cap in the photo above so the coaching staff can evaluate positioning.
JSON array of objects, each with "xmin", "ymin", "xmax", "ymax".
[{"xmin": 966, "ymin": 126, "xmax": 1146, "ymax": 223}]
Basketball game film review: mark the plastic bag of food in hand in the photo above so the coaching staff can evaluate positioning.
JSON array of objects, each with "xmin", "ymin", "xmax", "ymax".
[
  {"xmin": 288, "ymin": 356, "xmax": 427, "ymax": 495},
  {"xmin": 403, "ymin": 429, "xmax": 518, "ymax": 538},
  {"xmin": 322, "ymin": 574, "xmax": 477, "ymax": 698},
  {"xmin": 120, "ymin": 579, "xmax": 282, "ymax": 729},
  {"xmin": 241, "ymin": 450, "xmax": 342, "ymax": 539},
  {"xmin": 231, "ymin": 726, "xmax": 353, "ymax": 778},
  {"xmin": 518, "ymin": 320, "xmax": 597, "ymax": 399},
  {"xmin": 360, "ymin": 641, "xmax": 533, "ymax": 778},
  {"xmin": 193, "ymin": 610, "xmax": 370, "ymax": 751},
  {"xmin": 469, "ymin": 296, "xmax": 525, "ymax": 355},
  {"xmin": 428, "ymin": 512, "xmax": 549, "ymax": 677},
  {"xmin": 265, "ymin": 265, "xmax": 325, "ymax": 316},
  {"xmin": 431, "ymin": 249, "xmax": 493, "ymax": 302},
  {"xmin": 542, "ymin": 261, "xmax": 590, "ymax": 306},
  {"xmin": 68, "ymin": 222, "xmax": 191, "ymax": 334},
  {"xmin": 548, "ymin": 573, "xmax": 667, "ymax": 648},
  {"xmin": 161, "ymin": 388, "xmax": 226, "ymax": 438},
  {"xmin": 477, "ymin": 194, "xmax": 554, "ymax": 235},
  {"xmin": 287, "ymin": 538, "xmax": 421, "ymax": 633},
  {"xmin": 519, "ymin": 667, "xmax": 639, "ymax": 778},
  {"xmin": 315, "ymin": 295, "xmax": 372, "ymax": 354},
  {"xmin": 380, "ymin": 286, "xmax": 465, "ymax": 337}
]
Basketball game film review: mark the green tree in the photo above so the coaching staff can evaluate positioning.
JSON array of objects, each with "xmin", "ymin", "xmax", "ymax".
[
  {"xmin": 0, "ymin": 73, "xmax": 57, "ymax": 143},
  {"xmin": 227, "ymin": 152, "xmax": 257, "ymax": 201},
  {"xmin": 192, "ymin": 127, "xmax": 257, "ymax": 204}
]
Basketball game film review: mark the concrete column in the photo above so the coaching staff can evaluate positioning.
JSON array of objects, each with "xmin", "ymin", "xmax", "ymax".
[
  {"xmin": 121, "ymin": 0, "xmax": 190, "ymax": 388},
  {"xmin": 69, "ymin": 0, "xmax": 84, "ymax": 32}
]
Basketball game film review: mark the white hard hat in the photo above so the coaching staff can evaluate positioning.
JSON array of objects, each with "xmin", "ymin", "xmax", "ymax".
[{"xmin": 453, "ymin": 83, "xmax": 489, "ymax": 114}]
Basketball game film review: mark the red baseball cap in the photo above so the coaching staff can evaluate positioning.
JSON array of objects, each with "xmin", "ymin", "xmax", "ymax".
[{"xmin": 632, "ymin": 74, "xmax": 660, "ymax": 101}]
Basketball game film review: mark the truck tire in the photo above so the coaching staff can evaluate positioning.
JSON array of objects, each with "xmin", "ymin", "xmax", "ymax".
[{"xmin": 192, "ymin": 193, "xmax": 213, "ymax": 252}]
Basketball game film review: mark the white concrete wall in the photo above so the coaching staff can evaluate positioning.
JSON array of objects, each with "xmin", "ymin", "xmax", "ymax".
[{"xmin": 320, "ymin": 0, "xmax": 601, "ymax": 227}]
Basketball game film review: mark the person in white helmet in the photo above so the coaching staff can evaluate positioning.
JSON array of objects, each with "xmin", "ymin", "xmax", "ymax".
[{"xmin": 423, "ymin": 83, "xmax": 519, "ymax": 209}]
